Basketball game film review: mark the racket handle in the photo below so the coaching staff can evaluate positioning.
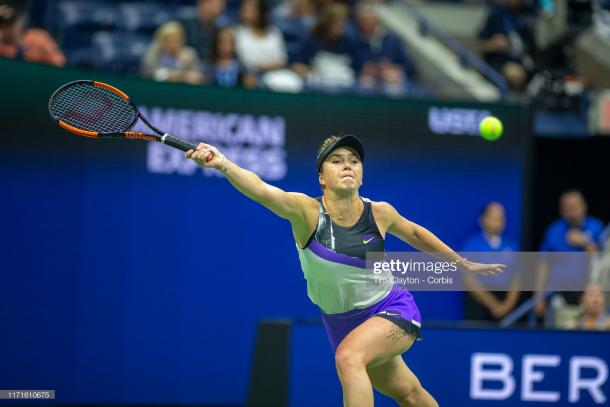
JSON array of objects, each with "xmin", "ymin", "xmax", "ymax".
[{"xmin": 160, "ymin": 134, "xmax": 197, "ymax": 152}]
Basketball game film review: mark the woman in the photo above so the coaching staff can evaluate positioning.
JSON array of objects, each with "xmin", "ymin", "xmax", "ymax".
[
  {"xmin": 234, "ymin": 0, "xmax": 288, "ymax": 73},
  {"xmin": 207, "ymin": 26, "xmax": 256, "ymax": 88},
  {"xmin": 462, "ymin": 202, "xmax": 521, "ymax": 321},
  {"xmin": 292, "ymin": 3, "xmax": 357, "ymax": 89},
  {"xmin": 141, "ymin": 21, "xmax": 204, "ymax": 85},
  {"xmin": 565, "ymin": 282, "xmax": 610, "ymax": 331},
  {"xmin": 186, "ymin": 135, "xmax": 504, "ymax": 407}
]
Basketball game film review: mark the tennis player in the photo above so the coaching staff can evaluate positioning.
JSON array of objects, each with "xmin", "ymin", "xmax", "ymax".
[{"xmin": 186, "ymin": 135, "xmax": 504, "ymax": 407}]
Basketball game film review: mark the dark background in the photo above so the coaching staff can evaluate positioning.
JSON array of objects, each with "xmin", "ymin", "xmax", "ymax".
[{"xmin": 532, "ymin": 137, "xmax": 610, "ymax": 250}]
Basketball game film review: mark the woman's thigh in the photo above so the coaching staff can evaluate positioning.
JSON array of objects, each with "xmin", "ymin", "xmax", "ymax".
[{"xmin": 336, "ymin": 315, "xmax": 416, "ymax": 368}]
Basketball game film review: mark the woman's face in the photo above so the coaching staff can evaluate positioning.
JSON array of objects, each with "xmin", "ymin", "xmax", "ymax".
[
  {"xmin": 583, "ymin": 285, "xmax": 604, "ymax": 315},
  {"xmin": 239, "ymin": 0, "xmax": 259, "ymax": 26},
  {"xmin": 319, "ymin": 147, "xmax": 363, "ymax": 193},
  {"xmin": 481, "ymin": 203, "xmax": 506, "ymax": 236},
  {"xmin": 356, "ymin": 9, "xmax": 378, "ymax": 37},
  {"xmin": 328, "ymin": 19, "xmax": 345, "ymax": 41},
  {"xmin": 198, "ymin": 0, "xmax": 226, "ymax": 22},
  {"xmin": 162, "ymin": 30, "xmax": 183, "ymax": 55},
  {"xmin": 217, "ymin": 29, "xmax": 235, "ymax": 58}
]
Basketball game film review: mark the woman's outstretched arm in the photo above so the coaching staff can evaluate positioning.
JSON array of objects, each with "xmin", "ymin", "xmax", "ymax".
[
  {"xmin": 186, "ymin": 143, "xmax": 316, "ymax": 222},
  {"xmin": 375, "ymin": 201, "xmax": 505, "ymax": 275}
]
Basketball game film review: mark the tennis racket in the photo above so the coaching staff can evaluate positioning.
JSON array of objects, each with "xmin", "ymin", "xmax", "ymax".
[{"xmin": 48, "ymin": 80, "xmax": 203, "ymax": 154}]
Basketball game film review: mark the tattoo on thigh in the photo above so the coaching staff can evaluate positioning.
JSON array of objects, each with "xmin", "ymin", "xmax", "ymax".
[{"xmin": 385, "ymin": 324, "xmax": 408, "ymax": 341}]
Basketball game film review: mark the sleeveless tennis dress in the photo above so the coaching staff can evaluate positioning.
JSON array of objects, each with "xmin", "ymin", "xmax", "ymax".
[{"xmin": 297, "ymin": 197, "xmax": 422, "ymax": 352}]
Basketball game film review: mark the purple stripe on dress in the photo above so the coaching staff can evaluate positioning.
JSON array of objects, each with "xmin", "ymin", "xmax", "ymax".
[{"xmin": 308, "ymin": 240, "xmax": 366, "ymax": 269}]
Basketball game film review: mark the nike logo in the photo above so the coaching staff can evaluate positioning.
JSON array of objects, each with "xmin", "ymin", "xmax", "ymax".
[
  {"xmin": 377, "ymin": 311, "xmax": 401, "ymax": 317},
  {"xmin": 363, "ymin": 237, "xmax": 375, "ymax": 244}
]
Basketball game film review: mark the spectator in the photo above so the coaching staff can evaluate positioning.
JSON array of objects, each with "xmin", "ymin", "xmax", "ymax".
[
  {"xmin": 565, "ymin": 283, "xmax": 610, "ymax": 330},
  {"xmin": 540, "ymin": 189, "xmax": 604, "ymax": 253},
  {"xmin": 273, "ymin": 0, "xmax": 316, "ymax": 29},
  {"xmin": 478, "ymin": 0, "xmax": 536, "ymax": 92},
  {"xmin": 272, "ymin": 0, "xmax": 316, "ymax": 61},
  {"xmin": 292, "ymin": 3, "xmax": 357, "ymax": 89},
  {"xmin": 206, "ymin": 26, "xmax": 256, "ymax": 88},
  {"xmin": 235, "ymin": 0, "xmax": 288, "ymax": 73},
  {"xmin": 462, "ymin": 202, "xmax": 521, "ymax": 321},
  {"xmin": 180, "ymin": 0, "xmax": 230, "ymax": 62},
  {"xmin": 141, "ymin": 21, "xmax": 204, "ymax": 85},
  {"xmin": 0, "ymin": 4, "xmax": 65, "ymax": 67},
  {"xmin": 535, "ymin": 189, "xmax": 605, "ymax": 316},
  {"xmin": 353, "ymin": 2, "xmax": 415, "ymax": 96}
]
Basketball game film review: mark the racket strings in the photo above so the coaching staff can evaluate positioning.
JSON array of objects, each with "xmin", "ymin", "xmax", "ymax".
[{"xmin": 50, "ymin": 83, "xmax": 137, "ymax": 133}]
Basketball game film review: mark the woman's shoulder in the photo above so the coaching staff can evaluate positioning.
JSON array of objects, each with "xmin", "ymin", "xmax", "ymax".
[
  {"xmin": 369, "ymin": 200, "xmax": 399, "ymax": 222},
  {"xmin": 369, "ymin": 200, "xmax": 396, "ymax": 212}
]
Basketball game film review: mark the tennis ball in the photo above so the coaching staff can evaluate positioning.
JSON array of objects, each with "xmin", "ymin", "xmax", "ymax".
[{"xmin": 479, "ymin": 116, "xmax": 503, "ymax": 141}]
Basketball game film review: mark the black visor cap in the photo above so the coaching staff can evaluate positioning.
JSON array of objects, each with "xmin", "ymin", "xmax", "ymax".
[{"xmin": 316, "ymin": 135, "xmax": 365, "ymax": 172}]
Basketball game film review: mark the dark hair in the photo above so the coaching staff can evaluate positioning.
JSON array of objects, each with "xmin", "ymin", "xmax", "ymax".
[
  {"xmin": 317, "ymin": 135, "xmax": 341, "ymax": 165},
  {"xmin": 241, "ymin": 0, "xmax": 268, "ymax": 31},
  {"xmin": 560, "ymin": 188, "xmax": 585, "ymax": 200},
  {"xmin": 317, "ymin": 135, "xmax": 342, "ymax": 191},
  {"xmin": 312, "ymin": 3, "xmax": 348, "ymax": 41},
  {"xmin": 479, "ymin": 201, "xmax": 504, "ymax": 217},
  {"xmin": 210, "ymin": 26, "xmax": 235, "ymax": 63}
]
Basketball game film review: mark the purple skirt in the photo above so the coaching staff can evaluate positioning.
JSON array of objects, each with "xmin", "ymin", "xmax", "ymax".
[{"xmin": 320, "ymin": 285, "xmax": 422, "ymax": 353}]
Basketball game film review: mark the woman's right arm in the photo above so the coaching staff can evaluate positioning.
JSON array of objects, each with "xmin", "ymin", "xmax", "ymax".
[{"xmin": 186, "ymin": 143, "xmax": 316, "ymax": 223}]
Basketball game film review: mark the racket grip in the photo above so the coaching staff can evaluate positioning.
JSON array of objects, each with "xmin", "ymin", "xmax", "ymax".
[{"xmin": 161, "ymin": 134, "xmax": 197, "ymax": 152}]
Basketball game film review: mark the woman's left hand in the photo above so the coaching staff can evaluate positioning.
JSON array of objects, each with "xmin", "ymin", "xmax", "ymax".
[{"xmin": 461, "ymin": 260, "xmax": 506, "ymax": 276}]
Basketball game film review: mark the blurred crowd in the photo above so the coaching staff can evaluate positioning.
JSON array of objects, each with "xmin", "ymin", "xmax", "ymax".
[
  {"xmin": 0, "ymin": 0, "xmax": 421, "ymax": 96},
  {"xmin": 463, "ymin": 190, "xmax": 610, "ymax": 331},
  {"xmin": 478, "ymin": 0, "xmax": 610, "ymax": 102},
  {"xmin": 1, "ymin": 0, "xmax": 608, "ymax": 99},
  {"xmin": 0, "ymin": 2, "xmax": 65, "ymax": 66},
  {"xmin": 138, "ymin": 0, "xmax": 420, "ymax": 95}
]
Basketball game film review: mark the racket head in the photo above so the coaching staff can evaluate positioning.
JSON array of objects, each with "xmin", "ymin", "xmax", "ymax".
[{"xmin": 48, "ymin": 80, "xmax": 139, "ymax": 138}]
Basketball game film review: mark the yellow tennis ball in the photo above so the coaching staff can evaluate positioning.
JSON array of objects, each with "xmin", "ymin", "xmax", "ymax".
[{"xmin": 479, "ymin": 116, "xmax": 503, "ymax": 141}]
